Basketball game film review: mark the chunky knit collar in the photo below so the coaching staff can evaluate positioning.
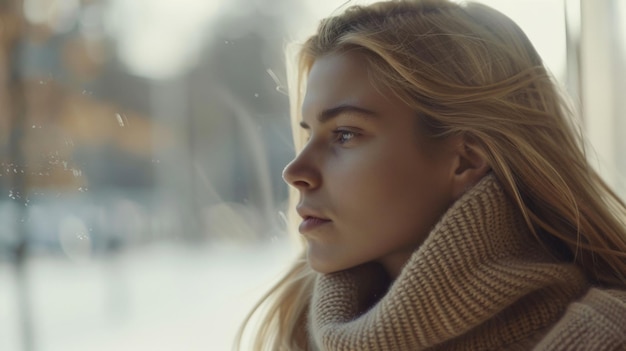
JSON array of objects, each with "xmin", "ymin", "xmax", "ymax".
[{"xmin": 309, "ymin": 174, "xmax": 589, "ymax": 350}]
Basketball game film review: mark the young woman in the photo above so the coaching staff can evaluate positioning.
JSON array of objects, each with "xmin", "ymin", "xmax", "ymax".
[{"xmin": 238, "ymin": 0, "xmax": 626, "ymax": 349}]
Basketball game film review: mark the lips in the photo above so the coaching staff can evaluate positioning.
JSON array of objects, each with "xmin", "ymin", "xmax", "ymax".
[
  {"xmin": 299, "ymin": 216, "xmax": 332, "ymax": 233},
  {"xmin": 296, "ymin": 206, "xmax": 331, "ymax": 234}
]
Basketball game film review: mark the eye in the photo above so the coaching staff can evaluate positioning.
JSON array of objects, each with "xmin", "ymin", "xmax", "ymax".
[{"xmin": 334, "ymin": 129, "xmax": 357, "ymax": 144}]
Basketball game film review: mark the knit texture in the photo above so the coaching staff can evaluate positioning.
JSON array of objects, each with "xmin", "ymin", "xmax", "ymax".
[
  {"xmin": 534, "ymin": 288, "xmax": 626, "ymax": 350},
  {"xmin": 308, "ymin": 174, "xmax": 595, "ymax": 350}
]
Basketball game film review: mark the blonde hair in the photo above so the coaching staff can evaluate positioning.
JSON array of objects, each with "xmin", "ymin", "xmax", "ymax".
[{"xmin": 236, "ymin": 0, "xmax": 626, "ymax": 349}]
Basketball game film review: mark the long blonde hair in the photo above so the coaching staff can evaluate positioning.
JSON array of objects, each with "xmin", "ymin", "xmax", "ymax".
[{"xmin": 236, "ymin": 0, "xmax": 626, "ymax": 349}]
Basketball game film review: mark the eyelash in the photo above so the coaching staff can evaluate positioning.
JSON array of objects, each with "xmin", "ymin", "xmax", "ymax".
[
  {"xmin": 303, "ymin": 129, "xmax": 360, "ymax": 145},
  {"xmin": 333, "ymin": 129, "xmax": 357, "ymax": 144}
]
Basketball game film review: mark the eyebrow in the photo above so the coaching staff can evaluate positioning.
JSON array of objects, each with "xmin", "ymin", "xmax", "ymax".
[{"xmin": 299, "ymin": 104, "xmax": 378, "ymax": 129}]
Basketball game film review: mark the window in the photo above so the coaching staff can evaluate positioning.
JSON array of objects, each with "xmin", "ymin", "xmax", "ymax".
[{"xmin": 0, "ymin": 1, "xmax": 623, "ymax": 350}]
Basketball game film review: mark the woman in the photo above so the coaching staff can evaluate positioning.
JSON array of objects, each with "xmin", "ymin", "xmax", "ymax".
[{"xmin": 238, "ymin": 0, "xmax": 626, "ymax": 349}]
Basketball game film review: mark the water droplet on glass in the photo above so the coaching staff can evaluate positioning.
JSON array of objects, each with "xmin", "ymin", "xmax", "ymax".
[
  {"xmin": 59, "ymin": 216, "xmax": 92, "ymax": 262},
  {"xmin": 266, "ymin": 68, "xmax": 279, "ymax": 84},
  {"xmin": 266, "ymin": 69, "xmax": 288, "ymax": 95},
  {"xmin": 275, "ymin": 86, "xmax": 288, "ymax": 95},
  {"xmin": 115, "ymin": 113, "xmax": 126, "ymax": 127}
]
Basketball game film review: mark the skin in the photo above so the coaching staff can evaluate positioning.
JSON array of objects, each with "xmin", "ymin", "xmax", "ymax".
[{"xmin": 282, "ymin": 51, "xmax": 488, "ymax": 278}]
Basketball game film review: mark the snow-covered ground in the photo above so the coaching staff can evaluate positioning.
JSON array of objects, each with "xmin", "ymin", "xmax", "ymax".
[{"xmin": 0, "ymin": 239, "xmax": 298, "ymax": 351}]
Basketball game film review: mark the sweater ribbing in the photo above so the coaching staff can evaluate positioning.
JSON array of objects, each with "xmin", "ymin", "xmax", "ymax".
[{"xmin": 309, "ymin": 174, "xmax": 594, "ymax": 350}]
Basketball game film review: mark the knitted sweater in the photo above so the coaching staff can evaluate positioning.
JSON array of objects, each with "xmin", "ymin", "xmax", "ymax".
[{"xmin": 308, "ymin": 175, "xmax": 626, "ymax": 350}]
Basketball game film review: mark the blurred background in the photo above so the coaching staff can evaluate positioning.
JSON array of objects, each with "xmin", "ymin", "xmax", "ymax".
[{"xmin": 0, "ymin": 0, "xmax": 624, "ymax": 350}]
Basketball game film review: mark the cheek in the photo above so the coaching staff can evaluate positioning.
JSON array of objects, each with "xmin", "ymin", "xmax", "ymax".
[
  {"xmin": 327, "ymin": 151, "xmax": 397, "ymax": 200},
  {"xmin": 329, "ymin": 148, "xmax": 450, "ymax": 232},
  {"xmin": 328, "ymin": 153, "xmax": 416, "ymax": 214}
]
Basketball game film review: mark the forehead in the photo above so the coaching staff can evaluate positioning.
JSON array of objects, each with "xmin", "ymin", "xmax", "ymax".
[{"xmin": 302, "ymin": 52, "xmax": 388, "ymax": 118}]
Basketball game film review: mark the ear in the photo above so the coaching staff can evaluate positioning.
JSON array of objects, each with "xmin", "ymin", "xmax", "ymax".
[{"xmin": 450, "ymin": 136, "xmax": 490, "ymax": 200}]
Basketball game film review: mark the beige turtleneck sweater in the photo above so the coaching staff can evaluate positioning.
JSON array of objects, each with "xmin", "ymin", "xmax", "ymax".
[{"xmin": 308, "ymin": 174, "xmax": 626, "ymax": 350}]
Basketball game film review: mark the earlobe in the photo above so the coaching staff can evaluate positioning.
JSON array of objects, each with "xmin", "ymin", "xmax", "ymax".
[{"xmin": 451, "ymin": 141, "xmax": 490, "ymax": 199}]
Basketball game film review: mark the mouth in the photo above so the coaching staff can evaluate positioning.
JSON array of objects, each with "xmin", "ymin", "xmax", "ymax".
[{"xmin": 299, "ymin": 216, "xmax": 332, "ymax": 234}]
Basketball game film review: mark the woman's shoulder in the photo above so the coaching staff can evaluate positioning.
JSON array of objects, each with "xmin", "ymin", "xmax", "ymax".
[{"xmin": 534, "ymin": 287, "xmax": 626, "ymax": 350}]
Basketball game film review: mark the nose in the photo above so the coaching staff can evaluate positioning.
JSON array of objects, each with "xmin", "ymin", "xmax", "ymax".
[{"xmin": 282, "ymin": 149, "xmax": 320, "ymax": 191}]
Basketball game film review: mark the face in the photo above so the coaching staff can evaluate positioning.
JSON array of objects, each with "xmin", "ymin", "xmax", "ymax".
[{"xmin": 283, "ymin": 52, "xmax": 458, "ymax": 278}]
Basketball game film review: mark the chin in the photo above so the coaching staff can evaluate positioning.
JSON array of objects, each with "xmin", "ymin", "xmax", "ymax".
[
  {"xmin": 306, "ymin": 252, "xmax": 341, "ymax": 274},
  {"xmin": 306, "ymin": 249, "xmax": 362, "ymax": 275},
  {"xmin": 307, "ymin": 258, "xmax": 343, "ymax": 274}
]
